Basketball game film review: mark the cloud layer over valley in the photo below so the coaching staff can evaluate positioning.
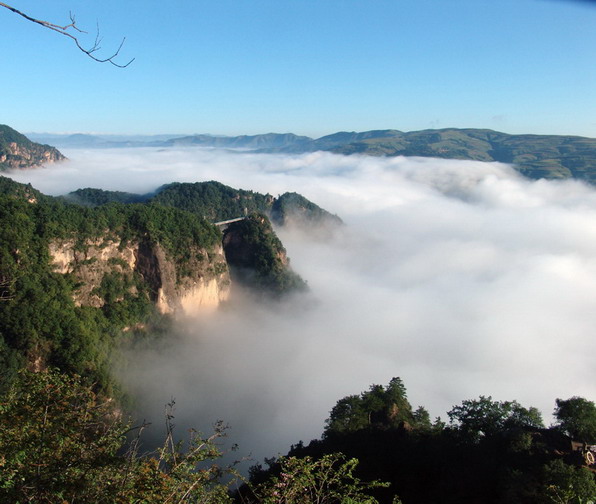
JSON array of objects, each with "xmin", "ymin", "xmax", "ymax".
[{"xmin": 9, "ymin": 149, "xmax": 596, "ymax": 465}]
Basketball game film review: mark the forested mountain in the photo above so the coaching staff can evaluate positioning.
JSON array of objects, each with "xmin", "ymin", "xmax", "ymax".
[
  {"xmin": 149, "ymin": 181, "xmax": 274, "ymax": 221},
  {"xmin": 325, "ymin": 128, "xmax": 596, "ymax": 182},
  {"xmin": 2, "ymin": 173, "xmax": 596, "ymax": 502},
  {"xmin": 0, "ymin": 124, "xmax": 65, "ymax": 170},
  {"xmin": 270, "ymin": 192, "xmax": 343, "ymax": 228},
  {"xmin": 65, "ymin": 187, "xmax": 147, "ymax": 206},
  {"xmin": 66, "ymin": 180, "xmax": 343, "ymax": 229},
  {"xmin": 0, "ymin": 182, "xmax": 223, "ymax": 395},
  {"xmin": 0, "ymin": 176, "xmax": 338, "ymax": 395}
]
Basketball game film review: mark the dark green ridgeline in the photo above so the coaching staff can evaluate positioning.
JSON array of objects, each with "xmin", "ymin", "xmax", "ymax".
[
  {"xmin": 150, "ymin": 181, "xmax": 274, "ymax": 221},
  {"xmin": 64, "ymin": 181, "xmax": 341, "ymax": 225},
  {"xmin": 316, "ymin": 128, "xmax": 596, "ymax": 183}
]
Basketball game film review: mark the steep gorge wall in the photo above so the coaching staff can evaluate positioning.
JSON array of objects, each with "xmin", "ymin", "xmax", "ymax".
[{"xmin": 49, "ymin": 236, "xmax": 230, "ymax": 315}]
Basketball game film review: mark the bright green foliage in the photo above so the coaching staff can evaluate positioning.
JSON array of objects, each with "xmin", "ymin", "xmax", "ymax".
[
  {"xmin": 541, "ymin": 459, "xmax": 596, "ymax": 504},
  {"xmin": 0, "ymin": 370, "xmax": 235, "ymax": 504},
  {"xmin": 554, "ymin": 397, "xmax": 596, "ymax": 443},
  {"xmin": 447, "ymin": 395, "xmax": 544, "ymax": 439},
  {"xmin": 253, "ymin": 453, "xmax": 389, "ymax": 504},
  {"xmin": 33, "ymin": 200, "xmax": 221, "ymax": 259},
  {"xmin": 324, "ymin": 378, "xmax": 416, "ymax": 436},
  {"xmin": 0, "ymin": 370, "xmax": 126, "ymax": 502}
]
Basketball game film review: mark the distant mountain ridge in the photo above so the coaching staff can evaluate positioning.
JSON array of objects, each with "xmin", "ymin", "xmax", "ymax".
[
  {"xmin": 25, "ymin": 127, "xmax": 596, "ymax": 183},
  {"xmin": 320, "ymin": 128, "xmax": 596, "ymax": 182},
  {"xmin": 162, "ymin": 132, "xmax": 312, "ymax": 150}
]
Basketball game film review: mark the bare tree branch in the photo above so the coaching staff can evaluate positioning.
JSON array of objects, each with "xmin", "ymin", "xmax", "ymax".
[{"xmin": 0, "ymin": 3, "xmax": 134, "ymax": 67}]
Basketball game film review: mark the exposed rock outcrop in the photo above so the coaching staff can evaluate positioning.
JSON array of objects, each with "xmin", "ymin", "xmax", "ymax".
[
  {"xmin": 49, "ymin": 236, "xmax": 230, "ymax": 315},
  {"xmin": 0, "ymin": 124, "xmax": 65, "ymax": 171}
]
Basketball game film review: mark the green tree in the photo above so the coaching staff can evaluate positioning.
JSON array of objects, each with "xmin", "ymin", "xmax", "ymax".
[
  {"xmin": 447, "ymin": 396, "xmax": 543, "ymax": 439},
  {"xmin": 325, "ymin": 395, "xmax": 369, "ymax": 434},
  {"xmin": 412, "ymin": 406, "xmax": 432, "ymax": 431},
  {"xmin": 324, "ymin": 378, "xmax": 414, "ymax": 437},
  {"xmin": 325, "ymin": 377, "xmax": 416, "ymax": 435},
  {"xmin": 554, "ymin": 397, "xmax": 596, "ymax": 443},
  {"xmin": 253, "ymin": 453, "xmax": 390, "ymax": 504},
  {"xmin": 541, "ymin": 459, "xmax": 596, "ymax": 504},
  {"xmin": 0, "ymin": 369, "xmax": 234, "ymax": 503}
]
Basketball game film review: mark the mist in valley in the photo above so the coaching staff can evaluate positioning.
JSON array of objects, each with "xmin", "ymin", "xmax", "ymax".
[{"xmin": 9, "ymin": 148, "xmax": 596, "ymax": 467}]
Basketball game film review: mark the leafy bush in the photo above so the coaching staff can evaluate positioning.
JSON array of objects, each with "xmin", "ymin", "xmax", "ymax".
[{"xmin": 0, "ymin": 369, "xmax": 236, "ymax": 504}]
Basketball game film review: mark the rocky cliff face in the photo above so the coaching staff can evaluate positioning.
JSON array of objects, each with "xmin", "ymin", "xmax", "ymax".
[
  {"xmin": 0, "ymin": 141, "xmax": 65, "ymax": 169},
  {"xmin": 0, "ymin": 124, "xmax": 66, "ymax": 171},
  {"xmin": 222, "ymin": 213, "xmax": 307, "ymax": 295},
  {"xmin": 49, "ymin": 236, "xmax": 230, "ymax": 316}
]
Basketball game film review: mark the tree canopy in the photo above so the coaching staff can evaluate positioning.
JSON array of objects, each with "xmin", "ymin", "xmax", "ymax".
[
  {"xmin": 324, "ymin": 378, "xmax": 423, "ymax": 436},
  {"xmin": 554, "ymin": 397, "xmax": 596, "ymax": 443},
  {"xmin": 447, "ymin": 395, "xmax": 544, "ymax": 439}
]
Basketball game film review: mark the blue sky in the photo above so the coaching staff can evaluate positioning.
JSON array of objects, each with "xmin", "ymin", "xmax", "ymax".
[{"xmin": 1, "ymin": 0, "xmax": 595, "ymax": 137}]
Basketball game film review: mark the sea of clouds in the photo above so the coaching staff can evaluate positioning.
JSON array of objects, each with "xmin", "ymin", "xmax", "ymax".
[{"xmin": 9, "ymin": 148, "xmax": 596, "ymax": 466}]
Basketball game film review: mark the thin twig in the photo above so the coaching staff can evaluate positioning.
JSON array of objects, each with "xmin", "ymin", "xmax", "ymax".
[{"xmin": 0, "ymin": 3, "xmax": 134, "ymax": 67}]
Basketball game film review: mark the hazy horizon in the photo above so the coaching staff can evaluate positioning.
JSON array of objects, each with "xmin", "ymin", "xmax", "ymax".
[{"xmin": 24, "ymin": 126, "xmax": 596, "ymax": 142}]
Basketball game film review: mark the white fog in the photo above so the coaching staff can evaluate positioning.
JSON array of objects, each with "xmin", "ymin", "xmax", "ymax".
[{"xmin": 8, "ymin": 148, "xmax": 596, "ymax": 466}]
